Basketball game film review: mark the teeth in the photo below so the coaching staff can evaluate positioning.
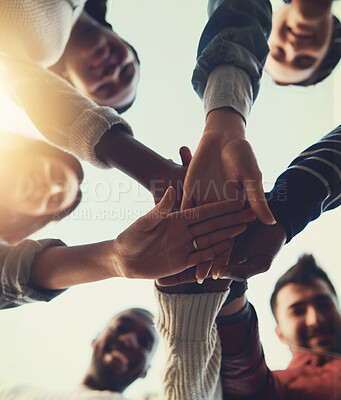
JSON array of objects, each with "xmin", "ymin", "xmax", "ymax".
[{"xmin": 112, "ymin": 350, "xmax": 129, "ymax": 366}]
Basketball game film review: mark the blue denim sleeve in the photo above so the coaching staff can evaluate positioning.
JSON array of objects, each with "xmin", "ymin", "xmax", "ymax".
[
  {"xmin": 0, "ymin": 239, "xmax": 66, "ymax": 309},
  {"xmin": 192, "ymin": 0, "xmax": 272, "ymax": 103},
  {"xmin": 267, "ymin": 126, "xmax": 341, "ymax": 242}
]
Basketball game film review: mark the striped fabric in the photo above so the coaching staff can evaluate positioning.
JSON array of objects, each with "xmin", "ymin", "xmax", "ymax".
[{"xmin": 268, "ymin": 125, "xmax": 341, "ymax": 242}]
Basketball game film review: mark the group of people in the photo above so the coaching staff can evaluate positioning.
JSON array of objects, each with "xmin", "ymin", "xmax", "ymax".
[{"xmin": 0, "ymin": 0, "xmax": 340, "ymax": 399}]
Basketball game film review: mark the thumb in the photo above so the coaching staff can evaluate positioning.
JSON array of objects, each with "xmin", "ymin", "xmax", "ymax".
[
  {"xmin": 150, "ymin": 186, "xmax": 176, "ymax": 221},
  {"xmin": 244, "ymin": 179, "xmax": 276, "ymax": 225},
  {"xmin": 179, "ymin": 146, "xmax": 192, "ymax": 166},
  {"xmin": 135, "ymin": 187, "xmax": 176, "ymax": 232}
]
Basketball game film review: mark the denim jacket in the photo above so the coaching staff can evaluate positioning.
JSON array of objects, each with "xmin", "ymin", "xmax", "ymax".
[{"xmin": 193, "ymin": 0, "xmax": 272, "ymax": 106}]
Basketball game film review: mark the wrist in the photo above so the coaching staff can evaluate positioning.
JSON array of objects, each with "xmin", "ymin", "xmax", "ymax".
[{"xmin": 204, "ymin": 108, "xmax": 246, "ymax": 145}]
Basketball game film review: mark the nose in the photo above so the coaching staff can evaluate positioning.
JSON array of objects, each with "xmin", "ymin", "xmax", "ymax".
[
  {"xmin": 118, "ymin": 332, "xmax": 139, "ymax": 349},
  {"xmin": 305, "ymin": 306, "xmax": 323, "ymax": 328}
]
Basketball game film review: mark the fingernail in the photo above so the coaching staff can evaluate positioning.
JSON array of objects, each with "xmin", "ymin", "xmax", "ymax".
[
  {"xmin": 197, "ymin": 279, "xmax": 204, "ymax": 284},
  {"xmin": 212, "ymin": 274, "xmax": 218, "ymax": 280}
]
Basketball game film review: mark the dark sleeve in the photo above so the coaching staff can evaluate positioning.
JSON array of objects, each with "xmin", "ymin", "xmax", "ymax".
[
  {"xmin": 217, "ymin": 302, "xmax": 283, "ymax": 399},
  {"xmin": 267, "ymin": 125, "xmax": 341, "ymax": 242},
  {"xmin": 192, "ymin": 0, "xmax": 272, "ymax": 102},
  {"xmin": 84, "ymin": 0, "xmax": 112, "ymax": 29}
]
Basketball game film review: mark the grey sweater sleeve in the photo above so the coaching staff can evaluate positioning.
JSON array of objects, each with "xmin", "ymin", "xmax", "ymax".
[
  {"xmin": 0, "ymin": 54, "xmax": 133, "ymax": 169},
  {"xmin": 0, "ymin": 238, "xmax": 66, "ymax": 309},
  {"xmin": 155, "ymin": 288, "xmax": 229, "ymax": 400}
]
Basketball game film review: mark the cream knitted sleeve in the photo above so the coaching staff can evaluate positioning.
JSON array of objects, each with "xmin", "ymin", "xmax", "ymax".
[
  {"xmin": 155, "ymin": 288, "xmax": 229, "ymax": 400},
  {"xmin": 0, "ymin": 55, "xmax": 133, "ymax": 168}
]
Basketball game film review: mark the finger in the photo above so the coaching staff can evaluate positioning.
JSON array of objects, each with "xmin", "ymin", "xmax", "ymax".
[
  {"xmin": 195, "ymin": 260, "xmax": 212, "ymax": 283},
  {"xmin": 188, "ymin": 209, "xmax": 255, "ymax": 237},
  {"xmin": 180, "ymin": 186, "xmax": 196, "ymax": 211},
  {"xmin": 218, "ymin": 254, "xmax": 273, "ymax": 281},
  {"xmin": 138, "ymin": 186, "xmax": 176, "ymax": 231},
  {"xmin": 179, "ymin": 146, "xmax": 192, "ymax": 166},
  {"xmin": 211, "ymin": 244, "xmax": 234, "ymax": 279},
  {"xmin": 193, "ymin": 223, "xmax": 247, "ymax": 251},
  {"xmin": 157, "ymin": 267, "xmax": 198, "ymax": 286},
  {"xmin": 244, "ymin": 180, "xmax": 276, "ymax": 225},
  {"xmin": 189, "ymin": 237, "xmax": 237, "ymax": 266},
  {"xmin": 183, "ymin": 199, "xmax": 245, "ymax": 224}
]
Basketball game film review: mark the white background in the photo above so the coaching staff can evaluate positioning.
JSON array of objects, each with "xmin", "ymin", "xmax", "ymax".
[{"xmin": 0, "ymin": 0, "xmax": 340, "ymax": 397}]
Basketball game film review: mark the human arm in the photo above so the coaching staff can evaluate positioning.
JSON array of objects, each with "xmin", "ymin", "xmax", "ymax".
[
  {"xmin": 155, "ymin": 278, "xmax": 232, "ymax": 400},
  {"xmin": 0, "ymin": 239, "xmax": 66, "ymax": 309},
  {"xmin": 29, "ymin": 194, "xmax": 255, "ymax": 291},
  {"xmin": 164, "ymin": 125, "xmax": 341, "ymax": 283},
  {"xmin": 0, "ymin": 55, "xmax": 186, "ymax": 203},
  {"xmin": 217, "ymin": 298, "xmax": 283, "ymax": 399}
]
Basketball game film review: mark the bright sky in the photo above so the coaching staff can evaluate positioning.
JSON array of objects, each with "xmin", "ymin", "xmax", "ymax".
[{"xmin": 0, "ymin": 0, "xmax": 340, "ymax": 398}]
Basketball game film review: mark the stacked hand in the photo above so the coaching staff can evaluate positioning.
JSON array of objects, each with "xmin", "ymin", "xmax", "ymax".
[
  {"xmin": 112, "ymin": 189, "xmax": 256, "ymax": 280},
  {"xmin": 157, "ymin": 221, "xmax": 287, "ymax": 286}
]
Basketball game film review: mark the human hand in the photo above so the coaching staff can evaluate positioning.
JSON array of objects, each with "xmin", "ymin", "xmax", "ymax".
[
  {"xmin": 151, "ymin": 147, "xmax": 192, "ymax": 211},
  {"xmin": 181, "ymin": 109, "xmax": 274, "ymax": 223},
  {"xmin": 157, "ymin": 221, "xmax": 286, "ymax": 286},
  {"xmin": 112, "ymin": 188, "xmax": 256, "ymax": 280},
  {"xmin": 180, "ymin": 109, "xmax": 275, "ymax": 282}
]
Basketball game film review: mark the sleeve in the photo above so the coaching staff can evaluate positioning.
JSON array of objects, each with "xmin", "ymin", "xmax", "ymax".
[
  {"xmin": 155, "ymin": 287, "xmax": 229, "ymax": 400},
  {"xmin": 0, "ymin": 239, "xmax": 66, "ymax": 309},
  {"xmin": 192, "ymin": 0, "xmax": 272, "ymax": 104},
  {"xmin": 267, "ymin": 125, "xmax": 341, "ymax": 242},
  {"xmin": 0, "ymin": 54, "xmax": 133, "ymax": 168},
  {"xmin": 203, "ymin": 64, "xmax": 253, "ymax": 122},
  {"xmin": 216, "ymin": 302, "xmax": 284, "ymax": 400}
]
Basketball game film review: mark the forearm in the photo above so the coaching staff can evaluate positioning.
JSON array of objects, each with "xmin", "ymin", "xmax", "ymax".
[
  {"xmin": 193, "ymin": 0, "xmax": 272, "ymax": 102},
  {"xmin": 204, "ymin": 108, "xmax": 246, "ymax": 143},
  {"xmin": 217, "ymin": 301, "xmax": 275, "ymax": 398},
  {"xmin": 204, "ymin": 65, "xmax": 253, "ymax": 123},
  {"xmin": 95, "ymin": 128, "xmax": 172, "ymax": 192},
  {"xmin": 29, "ymin": 241, "xmax": 119, "ymax": 291},
  {"xmin": 267, "ymin": 125, "xmax": 341, "ymax": 242},
  {"xmin": 155, "ymin": 287, "xmax": 228, "ymax": 400}
]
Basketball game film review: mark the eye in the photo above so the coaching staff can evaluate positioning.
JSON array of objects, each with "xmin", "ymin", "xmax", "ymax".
[
  {"xmin": 96, "ymin": 84, "xmax": 110, "ymax": 94},
  {"xmin": 120, "ymin": 63, "xmax": 135, "ymax": 83},
  {"xmin": 138, "ymin": 336, "xmax": 150, "ymax": 350},
  {"xmin": 270, "ymin": 46, "xmax": 285, "ymax": 62},
  {"xmin": 291, "ymin": 307, "xmax": 305, "ymax": 317},
  {"xmin": 294, "ymin": 55, "xmax": 316, "ymax": 69},
  {"xmin": 116, "ymin": 324, "xmax": 129, "ymax": 334}
]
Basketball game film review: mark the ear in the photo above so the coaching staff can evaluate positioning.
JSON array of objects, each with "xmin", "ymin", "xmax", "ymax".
[
  {"xmin": 140, "ymin": 365, "xmax": 150, "ymax": 379},
  {"xmin": 275, "ymin": 325, "xmax": 287, "ymax": 345},
  {"xmin": 91, "ymin": 335, "xmax": 99, "ymax": 348}
]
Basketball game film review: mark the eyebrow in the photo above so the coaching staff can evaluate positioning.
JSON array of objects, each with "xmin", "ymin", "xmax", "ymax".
[{"xmin": 288, "ymin": 294, "xmax": 333, "ymax": 310}]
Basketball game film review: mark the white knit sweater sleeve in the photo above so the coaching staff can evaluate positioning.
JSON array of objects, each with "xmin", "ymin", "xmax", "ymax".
[
  {"xmin": 0, "ymin": 55, "xmax": 133, "ymax": 168},
  {"xmin": 155, "ymin": 288, "xmax": 229, "ymax": 400}
]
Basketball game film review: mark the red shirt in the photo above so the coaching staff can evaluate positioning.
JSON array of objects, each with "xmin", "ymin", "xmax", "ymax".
[{"xmin": 217, "ymin": 303, "xmax": 341, "ymax": 400}]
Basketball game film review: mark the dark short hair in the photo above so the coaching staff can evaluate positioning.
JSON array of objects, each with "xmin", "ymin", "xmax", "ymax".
[
  {"xmin": 295, "ymin": 15, "xmax": 341, "ymax": 86},
  {"xmin": 270, "ymin": 254, "xmax": 338, "ymax": 317}
]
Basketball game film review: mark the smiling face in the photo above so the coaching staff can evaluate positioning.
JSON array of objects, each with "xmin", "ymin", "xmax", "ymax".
[
  {"xmin": 274, "ymin": 279, "xmax": 341, "ymax": 354},
  {"xmin": 61, "ymin": 12, "xmax": 140, "ymax": 110},
  {"xmin": 2, "ymin": 154, "xmax": 79, "ymax": 217},
  {"xmin": 88, "ymin": 309, "xmax": 158, "ymax": 392},
  {"xmin": 265, "ymin": 4, "xmax": 333, "ymax": 85}
]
